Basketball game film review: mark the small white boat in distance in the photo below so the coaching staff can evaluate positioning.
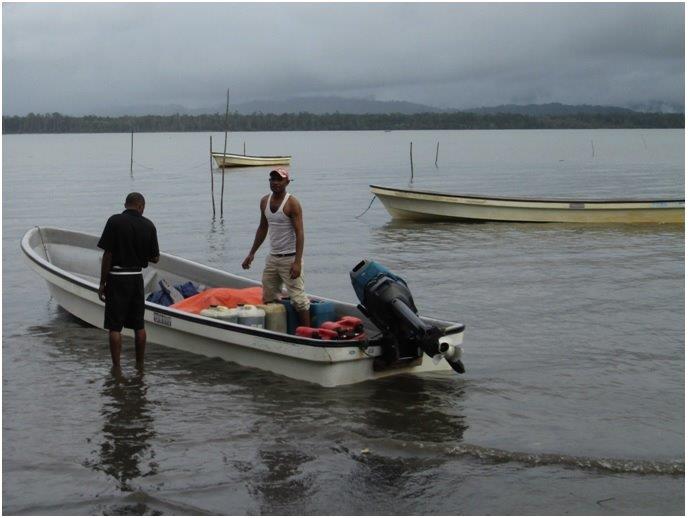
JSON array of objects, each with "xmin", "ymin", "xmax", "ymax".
[
  {"xmin": 21, "ymin": 227, "xmax": 465, "ymax": 387},
  {"xmin": 212, "ymin": 152, "xmax": 291, "ymax": 168},
  {"xmin": 371, "ymin": 185, "xmax": 684, "ymax": 224}
]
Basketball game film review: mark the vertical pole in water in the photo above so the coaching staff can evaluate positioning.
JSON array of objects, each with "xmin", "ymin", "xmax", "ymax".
[
  {"xmin": 409, "ymin": 142, "xmax": 414, "ymax": 182},
  {"xmin": 130, "ymin": 131, "xmax": 134, "ymax": 175},
  {"xmin": 210, "ymin": 135, "xmax": 216, "ymax": 217},
  {"xmin": 221, "ymin": 88, "xmax": 230, "ymax": 218},
  {"xmin": 243, "ymin": 141, "xmax": 246, "ymax": 156},
  {"xmin": 435, "ymin": 141, "xmax": 439, "ymax": 167},
  {"xmin": 591, "ymin": 140, "xmax": 595, "ymax": 158}
]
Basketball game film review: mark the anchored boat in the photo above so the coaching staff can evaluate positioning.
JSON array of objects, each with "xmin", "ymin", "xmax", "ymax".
[
  {"xmin": 370, "ymin": 185, "xmax": 684, "ymax": 224},
  {"xmin": 211, "ymin": 152, "xmax": 291, "ymax": 168},
  {"xmin": 22, "ymin": 227, "xmax": 465, "ymax": 387}
]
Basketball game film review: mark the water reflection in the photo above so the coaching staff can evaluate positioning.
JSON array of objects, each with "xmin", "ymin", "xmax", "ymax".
[
  {"xmin": 240, "ymin": 373, "xmax": 468, "ymax": 513},
  {"xmin": 361, "ymin": 374, "xmax": 469, "ymax": 443},
  {"xmin": 376, "ymin": 218, "xmax": 684, "ymax": 239},
  {"xmin": 205, "ymin": 218, "xmax": 227, "ymax": 266},
  {"xmin": 252, "ymin": 445, "xmax": 315, "ymax": 514},
  {"xmin": 91, "ymin": 369, "xmax": 157, "ymax": 492},
  {"xmin": 238, "ymin": 379, "xmax": 319, "ymax": 514},
  {"xmin": 346, "ymin": 375, "xmax": 469, "ymax": 511},
  {"xmin": 372, "ymin": 220, "xmax": 475, "ymax": 250},
  {"xmin": 371, "ymin": 219, "xmax": 684, "ymax": 270},
  {"xmin": 25, "ymin": 310, "xmax": 106, "ymax": 366}
]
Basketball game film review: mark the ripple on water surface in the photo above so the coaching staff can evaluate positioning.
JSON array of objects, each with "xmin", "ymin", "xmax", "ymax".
[{"xmin": 3, "ymin": 130, "xmax": 684, "ymax": 514}]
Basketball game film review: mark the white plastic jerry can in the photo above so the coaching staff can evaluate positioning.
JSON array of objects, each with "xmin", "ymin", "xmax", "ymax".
[
  {"xmin": 237, "ymin": 304, "xmax": 266, "ymax": 328},
  {"xmin": 200, "ymin": 305, "xmax": 239, "ymax": 323}
]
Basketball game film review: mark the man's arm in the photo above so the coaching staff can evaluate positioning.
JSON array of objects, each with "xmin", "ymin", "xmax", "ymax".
[
  {"xmin": 242, "ymin": 197, "xmax": 269, "ymax": 270},
  {"xmin": 288, "ymin": 198, "xmax": 305, "ymax": 279},
  {"xmin": 149, "ymin": 226, "xmax": 160, "ymax": 263},
  {"xmin": 98, "ymin": 250, "xmax": 112, "ymax": 302}
]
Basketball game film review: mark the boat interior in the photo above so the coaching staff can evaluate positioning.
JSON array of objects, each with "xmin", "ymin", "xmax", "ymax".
[{"xmin": 28, "ymin": 227, "xmax": 399, "ymax": 338}]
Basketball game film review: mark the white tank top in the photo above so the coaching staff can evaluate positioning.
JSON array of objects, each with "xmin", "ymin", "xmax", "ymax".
[{"xmin": 265, "ymin": 193, "xmax": 296, "ymax": 255}]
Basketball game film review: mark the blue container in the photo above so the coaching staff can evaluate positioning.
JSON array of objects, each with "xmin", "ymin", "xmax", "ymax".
[
  {"xmin": 279, "ymin": 298, "xmax": 300, "ymax": 335},
  {"xmin": 309, "ymin": 299, "xmax": 336, "ymax": 328}
]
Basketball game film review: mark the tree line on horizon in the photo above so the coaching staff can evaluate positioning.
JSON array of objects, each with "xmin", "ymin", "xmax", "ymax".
[{"xmin": 2, "ymin": 111, "xmax": 684, "ymax": 134}]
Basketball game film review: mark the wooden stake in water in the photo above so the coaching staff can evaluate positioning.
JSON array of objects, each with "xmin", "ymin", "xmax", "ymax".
[
  {"xmin": 221, "ymin": 88, "xmax": 230, "ymax": 218},
  {"xmin": 591, "ymin": 140, "xmax": 595, "ymax": 158},
  {"xmin": 130, "ymin": 131, "xmax": 134, "ymax": 174},
  {"xmin": 435, "ymin": 141, "xmax": 439, "ymax": 167},
  {"xmin": 243, "ymin": 141, "xmax": 246, "ymax": 156},
  {"xmin": 209, "ymin": 135, "xmax": 216, "ymax": 217},
  {"xmin": 409, "ymin": 142, "xmax": 414, "ymax": 182}
]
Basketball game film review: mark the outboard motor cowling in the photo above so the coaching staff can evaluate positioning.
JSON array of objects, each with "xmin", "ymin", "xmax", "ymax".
[
  {"xmin": 351, "ymin": 259, "xmax": 408, "ymax": 304},
  {"xmin": 350, "ymin": 259, "xmax": 464, "ymax": 373}
]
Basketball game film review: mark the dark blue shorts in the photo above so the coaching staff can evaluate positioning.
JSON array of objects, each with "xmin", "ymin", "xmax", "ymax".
[{"xmin": 104, "ymin": 273, "xmax": 145, "ymax": 332}]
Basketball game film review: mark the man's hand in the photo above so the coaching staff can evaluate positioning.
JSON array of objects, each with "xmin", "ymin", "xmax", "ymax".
[
  {"xmin": 242, "ymin": 253, "xmax": 254, "ymax": 270},
  {"xmin": 98, "ymin": 281, "xmax": 107, "ymax": 302},
  {"xmin": 290, "ymin": 260, "xmax": 301, "ymax": 279}
]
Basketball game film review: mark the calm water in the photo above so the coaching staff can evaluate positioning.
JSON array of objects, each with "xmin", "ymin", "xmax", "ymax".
[{"xmin": 2, "ymin": 130, "xmax": 684, "ymax": 514}]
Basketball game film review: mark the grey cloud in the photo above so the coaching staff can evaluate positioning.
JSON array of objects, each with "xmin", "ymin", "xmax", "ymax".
[{"xmin": 2, "ymin": 3, "xmax": 684, "ymax": 115}]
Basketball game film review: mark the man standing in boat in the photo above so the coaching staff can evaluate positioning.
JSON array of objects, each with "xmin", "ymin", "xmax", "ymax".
[
  {"xmin": 98, "ymin": 192, "xmax": 159, "ymax": 370},
  {"xmin": 242, "ymin": 168, "xmax": 311, "ymax": 327}
]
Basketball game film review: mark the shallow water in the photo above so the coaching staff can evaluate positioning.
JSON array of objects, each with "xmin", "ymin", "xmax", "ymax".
[{"xmin": 3, "ymin": 129, "xmax": 684, "ymax": 514}]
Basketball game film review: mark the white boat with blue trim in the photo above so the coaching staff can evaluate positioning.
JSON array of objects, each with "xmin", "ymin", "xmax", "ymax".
[{"xmin": 21, "ymin": 227, "xmax": 465, "ymax": 387}]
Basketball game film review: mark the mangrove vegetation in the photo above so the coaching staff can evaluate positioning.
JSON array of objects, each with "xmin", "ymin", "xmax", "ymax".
[{"xmin": 2, "ymin": 111, "xmax": 684, "ymax": 134}]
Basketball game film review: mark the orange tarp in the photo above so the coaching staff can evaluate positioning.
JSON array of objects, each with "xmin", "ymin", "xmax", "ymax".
[{"xmin": 170, "ymin": 287, "xmax": 264, "ymax": 314}]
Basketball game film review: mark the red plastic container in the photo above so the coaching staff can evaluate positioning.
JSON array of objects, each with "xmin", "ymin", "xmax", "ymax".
[
  {"xmin": 336, "ymin": 316, "xmax": 364, "ymax": 335},
  {"xmin": 318, "ymin": 317, "xmax": 366, "ymax": 340},
  {"xmin": 295, "ymin": 326, "xmax": 339, "ymax": 340},
  {"xmin": 319, "ymin": 321, "xmax": 348, "ymax": 339}
]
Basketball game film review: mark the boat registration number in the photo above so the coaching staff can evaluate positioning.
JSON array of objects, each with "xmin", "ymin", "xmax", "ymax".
[{"xmin": 153, "ymin": 312, "xmax": 172, "ymax": 327}]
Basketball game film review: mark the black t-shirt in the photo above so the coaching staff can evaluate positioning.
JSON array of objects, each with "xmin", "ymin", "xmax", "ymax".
[{"xmin": 97, "ymin": 209, "xmax": 159, "ymax": 269}]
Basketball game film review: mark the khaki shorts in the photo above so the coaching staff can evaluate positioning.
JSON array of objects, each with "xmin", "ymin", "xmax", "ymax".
[{"xmin": 262, "ymin": 254, "xmax": 310, "ymax": 311}]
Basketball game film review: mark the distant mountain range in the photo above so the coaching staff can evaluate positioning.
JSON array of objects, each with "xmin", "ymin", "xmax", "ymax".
[
  {"xmin": 458, "ymin": 101, "xmax": 684, "ymax": 116},
  {"xmin": 230, "ymin": 96, "xmax": 443, "ymax": 115},
  {"xmin": 459, "ymin": 103, "xmax": 635, "ymax": 116},
  {"xmin": 95, "ymin": 96, "xmax": 684, "ymax": 117},
  {"xmin": 101, "ymin": 97, "xmax": 440, "ymax": 117}
]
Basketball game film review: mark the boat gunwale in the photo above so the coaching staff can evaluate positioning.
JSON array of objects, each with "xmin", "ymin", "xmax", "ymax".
[
  {"xmin": 370, "ymin": 184, "xmax": 684, "ymax": 205},
  {"xmin": 21, "ymin": 227, "xmax": 465, "ymax": 350}
]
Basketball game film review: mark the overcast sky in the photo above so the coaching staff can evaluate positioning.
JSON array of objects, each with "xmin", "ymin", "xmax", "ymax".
[{"xmin": 2, "ymin": 2, "xmax": 685, "ymax": 115}]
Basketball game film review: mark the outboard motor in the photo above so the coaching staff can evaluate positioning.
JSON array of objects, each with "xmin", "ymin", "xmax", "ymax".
[{"xmin": 350, "ymin": 259, "xmax": 465, "ymax": 374}]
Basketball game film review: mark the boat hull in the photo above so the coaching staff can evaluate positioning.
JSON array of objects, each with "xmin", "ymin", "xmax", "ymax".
[
  {"xmin": 22, "ymin": 227, "xmax": 463, "ymax": 387},
  {"xmin": 212, "ymin": 152, "xmax": 291, "ymax": 168},
  {"xmin": 371, "ymin": 185, "xmax": 684, "ymax": 224}
]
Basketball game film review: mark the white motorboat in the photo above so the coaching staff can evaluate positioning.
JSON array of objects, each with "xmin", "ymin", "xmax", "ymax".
[
  {"xmin": 21, "ymin": 227, "xmax": 465, "ymax": 387},
  {"xmin": 211, "ymin": 152, "xmax": 291, "ymax": 168},
  {"xmin": 371, "ymin": 185, "xmax": 685, "ymax": 224}
]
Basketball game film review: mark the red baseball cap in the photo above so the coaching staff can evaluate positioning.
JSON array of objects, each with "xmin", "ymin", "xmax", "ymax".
[{"xmin": 270, "ymin": 168, "xmax": 290, "ymax": 180}]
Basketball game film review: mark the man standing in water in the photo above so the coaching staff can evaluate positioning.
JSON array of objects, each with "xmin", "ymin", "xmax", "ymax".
[
  {"xmin": 98, "ymin": 192, "xmax": 159, "ymax": 370},
  {"xmin": 242, "ymin": 168, "xmax": 311, "ymax": 327}
]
